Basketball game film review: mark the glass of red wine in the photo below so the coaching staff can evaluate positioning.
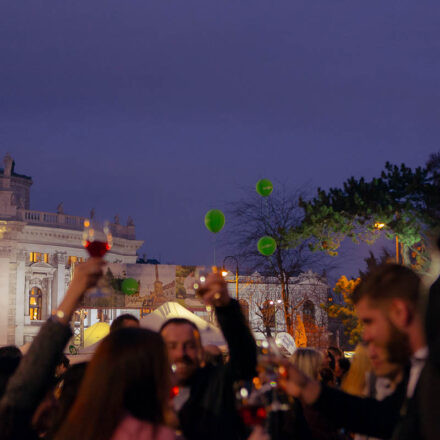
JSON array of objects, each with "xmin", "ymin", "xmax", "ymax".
[
  {"xmin": 235, "ymin": 380, "xmax": 268, "ymax": 429},
  {"xmin": 82, "ymin": 219, "xmax": 113, "ymax": 258},
  {"xmin": 82, "ymin": 219, "xmax": 113, "ymax": 299}
]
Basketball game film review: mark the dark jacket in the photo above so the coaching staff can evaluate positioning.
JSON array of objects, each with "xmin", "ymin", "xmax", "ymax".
[
  {"xmin": 0, "ymin": 318, "xmax": 72, "ymax": 440},
  {"xmin": 413, "ymin": 274, "xmax": 440, "ymax": 440},
  {"xmin": 178, "ymin": 299, "xmax": 257, "ymax": 440},
  {"xmin": 312, "ymin": 377, "xmax": 407, "ymax": 439}
]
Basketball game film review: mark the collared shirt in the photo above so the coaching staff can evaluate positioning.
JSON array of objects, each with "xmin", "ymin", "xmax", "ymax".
[
  {"xmin": 406, "ymin": 346, "xmax": 428, "ymax": 398},
  {"xmin": 173, "ymin": 386, "xmax": 190, "ymax": 412}
]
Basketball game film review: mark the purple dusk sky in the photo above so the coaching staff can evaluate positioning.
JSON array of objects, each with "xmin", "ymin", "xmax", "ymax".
[{"xmin": 1, "ymin": 1, "xmax": 439, "ymax": 278}]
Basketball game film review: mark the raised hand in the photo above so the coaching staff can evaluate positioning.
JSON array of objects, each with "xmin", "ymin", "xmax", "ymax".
[
  {"xmin": 278, "ymin": 360, "xmax": 321, "ymax": 405},
  {"xmin": 54, "ymin": 257, "xmax": 105, "ymax": 324},
  {"xmin": 197, "ymin": 271, "xmax": 231, "ymax": 307}
]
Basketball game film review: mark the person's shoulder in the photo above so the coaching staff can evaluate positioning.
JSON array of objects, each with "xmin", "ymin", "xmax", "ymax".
[{"xmin": 111, "ymin": 415, "xmax": 176, "ymax": 440}]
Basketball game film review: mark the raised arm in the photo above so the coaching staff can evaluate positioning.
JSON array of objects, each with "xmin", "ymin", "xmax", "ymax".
[
  {"xmin": 198, "ymin": 272, "xmax": 257, "ymax": 380},
  {"xmin": 0, "ymin": 258, "xmax": 104, "ymax": 438},
  {"xmin": 280, "ymin": 362, "xmax": 405, "ymax": 438}
]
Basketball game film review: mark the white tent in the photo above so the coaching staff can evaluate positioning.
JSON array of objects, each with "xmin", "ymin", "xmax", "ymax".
[{"xmin": 140, "ymin": 301, "xmax": 226, "ymax": 346}]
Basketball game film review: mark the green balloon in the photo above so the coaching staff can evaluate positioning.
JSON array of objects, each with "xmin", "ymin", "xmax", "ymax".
[
  {"xmin": 258, "ymin": 236, "xmax": 277, "ymax": 256},
  {"xmin": 121, "ymin": 278, "xmax": 139, "ymax": 296},
  {"xmin": 204, "ymin": 209, "xmax": 225, "ymax": 233},
  {"xmin": 256, "ymin": 179, "xmax": 273, "ymax": 197}
]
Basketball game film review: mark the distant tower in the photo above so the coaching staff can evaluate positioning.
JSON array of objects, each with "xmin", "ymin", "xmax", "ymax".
[{"xmin": 0, "ymin": 154, "xmax": 32, "ymax": 218}]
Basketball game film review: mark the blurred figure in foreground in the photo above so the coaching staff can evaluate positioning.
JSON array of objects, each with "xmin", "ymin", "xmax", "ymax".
[
  {"xmin": 160, "ymin": 271, "xmax": 257, "ymax": 440},
  {"xmin": 290, "ymin": 348, "xmax": 341, "ymax": 440},
  {"xmin": 341, "ymin": 343, "xmax": 404, "ymax": 440},
  {"xmin": 280, "ymin": 264, "xmax": 432, "ymax": 440},
  {"xmin": 340, "ymin": 344, "xmax": 372, "ymax": 397},
  {"xmin": 54, "ymin": 327, "xmax": 175, "ymax": 440},
  {"xmin": 0, "ymin": 346, "xmax": 22, "ymax": 400},
  {"xmin": 0, "ymin": 258, "xmax": 105, "ymax": 440}
]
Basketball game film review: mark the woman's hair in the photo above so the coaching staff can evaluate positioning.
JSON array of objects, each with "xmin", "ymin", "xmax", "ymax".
[
  {"xmin": 0, "ymin": 345, "xmax": 22, "ymax": 398},
  {"xmin": 54, "ymin": 328, "xmax": 170, "ymax": 440},
  {"xmin": 289, "ymin": 348, "xmax": 323, "ymax": 380},
  {"xmin": 319, "ymin": 367, "xmax": 335, "ymax": 386},
  {"xmin": 47, "ymin": 362, "xmax": 89, "ymax": 438},
  {"xmin": 341, "ymin": 343, "xmax": 371, "ymax": 397}
]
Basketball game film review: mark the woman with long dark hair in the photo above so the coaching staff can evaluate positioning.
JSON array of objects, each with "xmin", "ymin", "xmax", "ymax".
[{"xmin": 54, "ymin": 327, "xmax": 175, "ymax": 440}]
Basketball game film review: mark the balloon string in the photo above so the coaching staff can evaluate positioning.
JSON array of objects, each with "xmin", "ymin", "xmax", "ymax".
[{"xmin": 213, "ymin": 234, "xmax": 217, "ymax": 267}]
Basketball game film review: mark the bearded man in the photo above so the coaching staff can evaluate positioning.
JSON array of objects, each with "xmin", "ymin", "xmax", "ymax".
[
  {"xmin": 281, "ymin": 263, "xmax": 437, "ymax": 440},
  {"xmin": 160, "ymin": 272, "xmax": 257, "ymax": 440}
]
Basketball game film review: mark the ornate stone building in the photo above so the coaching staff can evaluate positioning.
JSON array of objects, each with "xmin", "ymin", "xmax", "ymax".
[
  {"xmin": 0, "ymin": 154, "xmax": 143, "ymax": 346},
  {"xmin": 224, "ymin": 270, "xmax": 331, "ymax": 349}
]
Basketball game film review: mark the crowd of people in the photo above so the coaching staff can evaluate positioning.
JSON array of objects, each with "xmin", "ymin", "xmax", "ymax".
[{"xmin": 0, "ymin": 256, "xmax": 439, "ymax": 439}]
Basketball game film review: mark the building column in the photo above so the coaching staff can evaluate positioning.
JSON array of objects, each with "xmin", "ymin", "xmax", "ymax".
[
  {"xmin": 14, "ymin": 250, "xmax": 26, "ymax": 346},
  {"xmin": 47, "ymin": 277, "xmax": 53, "ymax": 315},
  {"xmin": 24, "ymin": 277, "xmax": 30, "ymax": 316},
  {"xmin": 54, "ymin": 252, "xmax": 67, "ymax": 307},
  {"xmin": 0, "ymin": 247, "xmax": 11, "ymax": 345}
]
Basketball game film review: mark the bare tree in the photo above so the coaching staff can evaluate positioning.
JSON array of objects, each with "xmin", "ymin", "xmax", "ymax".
[{"xmin": 224, "ymin": 187, "xmax": 336, "ymax": 335}]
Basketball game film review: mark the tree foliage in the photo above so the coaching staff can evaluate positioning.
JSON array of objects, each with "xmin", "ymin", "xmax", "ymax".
[
  {"xmin": 325, "ymin": 276, "xmax": 362, "ymax": 345},
  {"xmin": 294, "ymin": 313, "xmax": 308, "ymax": 348},
  {"xmin": 297, "ymin": 154, "xmax": 440, "ymax": 270},
  {"xmin": 225, "ymin": 187, "xmax": 334, "ymax": 335}
]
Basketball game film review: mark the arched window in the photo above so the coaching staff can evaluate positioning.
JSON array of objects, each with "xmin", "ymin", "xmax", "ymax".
[
  {"xmin": 303, "ymin": 300, "xmax": 315, "ymax": 324},
  {"xmin": 239, "ymin": 299, "xmax": 249, "ymax": 321},
  {"xmin": 29, "ymin": 287, "xmax": 43, "ymax": 320}
]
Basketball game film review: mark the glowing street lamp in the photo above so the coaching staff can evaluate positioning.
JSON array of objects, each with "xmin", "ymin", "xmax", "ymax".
[{"xmin": 374, "ymin": 222, "xmax": 399, "ymax": 263}]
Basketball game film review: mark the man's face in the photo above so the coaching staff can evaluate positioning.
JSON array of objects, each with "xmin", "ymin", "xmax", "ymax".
[
  {"xmin": 367, "ymin": 344, "xmax": 402, "ymax": 378},
  {"xmin": 356, "ymin": 297, "xmax": 411, "ymax": 367},
  {"xmin": 161, "ymin": 323, "xmax": 202, "ymax": 385}
]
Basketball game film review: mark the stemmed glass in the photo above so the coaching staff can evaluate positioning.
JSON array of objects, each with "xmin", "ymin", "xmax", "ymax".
[
  {"xmin": 82, "ymin": 219, "xmax": 113, "ymax": 298},
  {"xmin": 82, "ymin": 219, "xmax": 113, "ymax": 257}
]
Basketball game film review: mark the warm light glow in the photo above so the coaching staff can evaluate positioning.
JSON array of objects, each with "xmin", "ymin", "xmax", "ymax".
[
  {"xmin": 200, "ymin": 276, "xmax": 206, "ymax": 283},
  {"xmin": 240, "ymin": 387, "xmax": 249, "ymax": 399},
  {"xmin": 374, "ymin": 222, "xmax": 385, "ymax": 229},
  {"xmin": 279, "ymin": 365, "xmax": 287, "ymax": 378},
  {"xmin": 277, "ymin": 299, "xmax": 282, "ymax": 304},
  {"xmin": 269, "ymin": 300, "xmax": 274, "ymax": 305},
  {"xmin": 221, "ymin": 270, "xmax": 228, "ymax": 277},
  {"xmin": 84, "ymin": 219, "xmax": 90, "ymax": 228}
]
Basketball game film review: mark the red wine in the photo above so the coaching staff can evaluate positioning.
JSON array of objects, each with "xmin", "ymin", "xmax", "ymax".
[
  {"xmin": 170, "ymin": 386, "xmax": 179, "ymax": 399},
  {"xmin": 85, "ymin": 240, "xmax": 110, "ymax": 257},
  {"xmin": 238, "ymin": 405, "xmax": 267, "ymax": 426}
]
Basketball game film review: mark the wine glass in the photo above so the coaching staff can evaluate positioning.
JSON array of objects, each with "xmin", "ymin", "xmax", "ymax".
[
  {"xmin": 81, "ymin": 219, "xmax": 113, "ymax": 300},
  {"xmin": 82, "ymin": 219, "xmax": 113, "ymax": 257},
  {"xmin": 235, "ymin": 380, "xmax": 268, "ymax": 429},
  {"xmin": 256, "ymin": 339, "xmax": 290, "ymax": 412}
]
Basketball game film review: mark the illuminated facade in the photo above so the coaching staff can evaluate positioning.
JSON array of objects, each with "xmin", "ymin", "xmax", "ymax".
[{"xmin": 0, "ymin": 154, "xmax": 143, "ymax": 346}]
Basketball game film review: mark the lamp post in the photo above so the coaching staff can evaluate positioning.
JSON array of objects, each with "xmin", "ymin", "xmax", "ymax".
[
  {"xmin": 222, "ymin": 256, "xmax": 239, "ymax": 300},
  {"xmin": 374, "ymin": 222, "xmax": 399, "ymax": 264}
]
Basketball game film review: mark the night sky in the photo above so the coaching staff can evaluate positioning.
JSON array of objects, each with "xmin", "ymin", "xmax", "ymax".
[{"xmin": 1, "ymin": 1, "xmax": 439, "ymax": 279}]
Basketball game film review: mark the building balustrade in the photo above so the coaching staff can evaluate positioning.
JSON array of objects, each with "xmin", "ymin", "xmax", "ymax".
[{"xmin": 16, "ymin": 209, "xmax": 136, "ymax": 239}]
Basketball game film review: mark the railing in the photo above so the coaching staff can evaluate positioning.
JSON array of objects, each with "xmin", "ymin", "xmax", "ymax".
[{"xmin": 17, "ymin": 209, "xmax": 136, "ymax": 239}]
